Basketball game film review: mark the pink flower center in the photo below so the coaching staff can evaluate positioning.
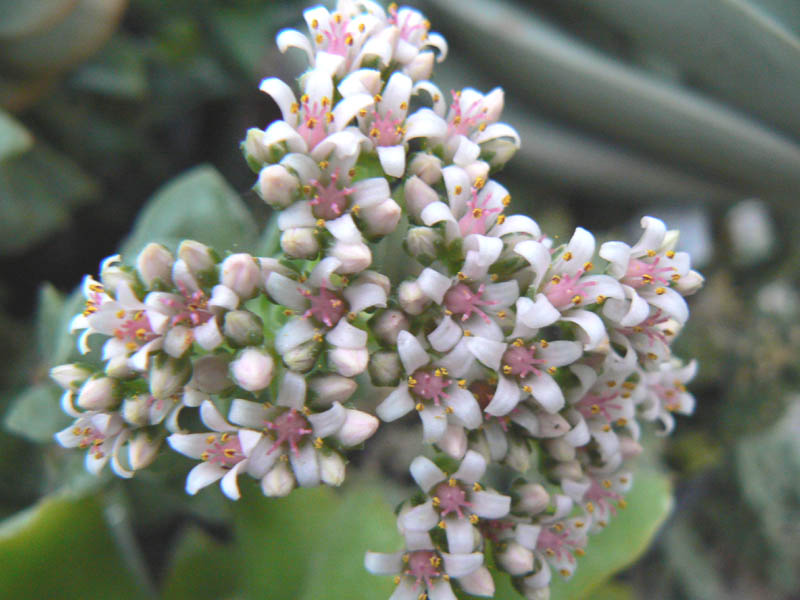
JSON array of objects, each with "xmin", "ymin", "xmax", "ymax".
[
  {"xmin": 301, "ymin": 285, "xmax": 348, "ymax": 328},
  {"xmin": 410, "ymin": 369, "xmax": 450, "ymax": 406},
  {"xmin": 76, "ymin": 426, "xmax": 106, "ymax": 458},
  {"xmin": 444, "ymin": 283, "xmax": 496, "ymax": 323},
  {"xmin": 502, "ymin": 344, "xmax": 546, "ymax": 378},
  {"xmin": 575, "ymin": 391, "xmax": 622, "ymax": 422},
  {"xmin": 296, "ymin": 96, "xmax": 333, "ymax": 150},
  {"xmin": 649, "ymin": 382, "xmax": 683, "ymax": 412},
  {"xmin": 113, "ymin": 310, "xmax": 157, "ymax": 350},
  {"xmin": 585, "ymin": 478, "xmax": 622, "ymax": 517},
  {"xmin": 405, "ymin": 550, "xmax": 442, "ymax": 589},
  {"xmin": 201, "ymin": 433, "xmax": 244, "ymax": 468},
  {"xmin": 369, "ymin": 109, "xmax": 405, "ymax": 147},
  {"xmin": 433, "ymin": 480, "xmax": 473, "ymax": 519},
  {"xmin": 388, "ymin": 7, "xmax": 429, "ymax": 43},
  {"xmin": 618, "ymin": 310, "xmax": 670, "ymax": 346},
  {"xmin": 458, "ymin": 187, "xmax": 502, "ymax": 237},
  {"xmin": 543, "ymin": 271, "xmax": 595, "ymax": 310},
  {"xmin": 318, "ymin": 13, "xmax": 352, "ymax": 57},
  {"xmin": 622, "ymin": 257, "xmax": 673, "ymax": 288},
  {"xmin": 265, "ymin": 409, "xmax": 313, "ymax": 456},
  {"xmin": 478, "ymin": 518, "xmax": 515, "ymax": 543},
  {"xmin": 536, "ymin": 526, "xmax": 581, "ymax": 564},
  {"xmin": 167, "ymin": 283, "xmax": 214, "ymax": 327},
  {"xmin": 309, "ymin": 169, "xmax": 352, "ymax": 220},
  {"xmin": 448, "ymin": 90, "xmax": 488, "ymax": 137}
]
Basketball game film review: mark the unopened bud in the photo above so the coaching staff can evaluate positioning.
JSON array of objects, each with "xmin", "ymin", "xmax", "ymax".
[
  {"xmin": 368, "ymin": 351, "xmax": 402, "ymax": 386},
  {"xmin": 177, "ymin": 240, "xmax": 218, "ymax": 276},
  {"xmin": 328, "ymin": 347, "xmax": 368, "ymax": 377},
  {"xmin": 523, "ymin": 586, "xmax": 550, "ymax": 600},
  {"xmin": 261, "ymin": 462, "xmax": 295, "ymax": 497},
  {"xmin": 353, "ymin": 271, "xmax": 391, "ymax": 296},
  {"xmin": 482, "ymin": 137, "xmax": 518, "ymax": 168},
  {"xmin": 259, "ymin": 257, "xmax": 293, "ymax": 282},
  {"xmin": 122, "ymin": 394, "xmax": 152, "ymax": 427},
  {"xmin": 505, "ymin": 435, "xmax": 532, "ymax": 472},
  {"xmin": 128, "ymin": 433, "xmax": 161, "ymax": 471},
  {"xmin": 258, "ymin": 164, "xmax": 299, "ymax": 209},
  {"xmin": 619, "ymin": 437, "xmax": 643, "ymax": 459},
  {"xmin": 675, "ymin": 269, "xmax": 704, "ymax": 296},
  {"xmin": 408, "ymin": 152, "xmax": 442, "ymax": 185},
  {"xmin": 551, "ymin": 460, "xmax": 584, "ymax": 481},
  {"xmin": 361, "ymin": 199, "xmax": 401, "ymax": 237},
  {"xmin": 497, "ymin": 542, "xmax": 534, "ymax": 576},
  {"xmin": 537, "ymin": 412, "xmax": 570, "ymax": 438},
  {"xmin": 164, "ymin": 325, "xmax": 194, "ymax": 358},
  {"xmin": 334, "ymin": 409, "xmax": 379, "ymax": 447},
  {"xmin": 459, "ymin": 566, "xmax": 495, "ymax": 597},
  {"xmin": 190, "ymin": 355, "xmax": 231, "ymax": 394},
  {"xmin": 544, "ymin": 438, "xmax": 575, "ymax": 462},
  {"xmin": 150, "ymin": 356, "xmax": 191, "ymax": 400},
  {"xmin": 136, "ymin": 243, "xmax": 174, "ymax": 289},
  {"xmin": 319, "ymin": 451, "xmax": 346, "ymax": 486},
  {"xmin": 223, "ymin": 310, "xmax": 264, "ymax": 347},
  {"xmin": 513, "ymin": 483, "xmax": 550, "ymax": 515},
  {"xmin": 329, "ymin": 241, "xmax": 372, "ymax": 273},
  {"xmin": 404, "ymin": 176, "xmax": 438, "ymax": 220},
  {"xmin": 101, "ymin": 266, "xmax": 138, "ymax": 298},
  {"xmin": 50, "ymin": 364, "xmax": 92, "ymax": 391},
  {"xmin": 438, "ymin": 424, "xmax": 467, "ymax": 459},
  {"xmin": 309, "ymin": 375, "xmax": 357, "ymax": 405},
  {"xmin": 281, "ymin": 228, "xmax": 320, "ymax": 259},
  {"xmin": 230, "ymin": 348, "xmax": 275, "ymax": 392},
  {"xmin": 405, "ymin": 226, "xmax": 440, "ymax": 265},
  {"xmin": 372, "ymin": 310, "xmax": 410, "ymax": 346},
  {"xmin": 77, "ymin": 376, "xmax": 118, "ymax": 411},
  {"xmin": 105, "ymin": 355, "xmax": 134, "ymax": 379},
  {"xmin": 221, "ymin": 253, "xmax": 261, "ymax": 299},
  {"xmin": 283, "ymin": 340, "xmax": 319, "ymax": 372},
  {"xmin": 482, "ymin": 88, "xmax": 505, "ymax": 123},
  {"xmin": 398, "ymin": 280, "xmax": 429, "ymax": 315},
  {"xmin": 241, "ymin": 127, "xmax": 273, "ymax": 171},
  {"xmin": 405, "ymin": 50, "xmax": 434, "ymax": 81}
]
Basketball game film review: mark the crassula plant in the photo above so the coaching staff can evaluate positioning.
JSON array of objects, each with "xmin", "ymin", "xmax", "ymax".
[{"xmin": 48, "ymin": 2, "xmax": 704, "ymax": 598}]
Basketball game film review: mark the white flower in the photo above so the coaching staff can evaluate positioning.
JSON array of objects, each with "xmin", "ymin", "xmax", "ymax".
[
  {"xmin": 562, "ymin": 472, "xmax": 633, "ymax": 532},
  {"xmin": 55, "ymin": 411, "xmax": 129, "ymax": 477},
  {"xmin": 639, "ymin": 359, "xmax": 697, "ymax": 434}
]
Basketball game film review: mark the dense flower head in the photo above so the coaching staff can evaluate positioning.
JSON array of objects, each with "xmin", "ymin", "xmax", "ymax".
[{"xmin": 49, "ymin": 3, "xmax": 705, "ymax": 599}]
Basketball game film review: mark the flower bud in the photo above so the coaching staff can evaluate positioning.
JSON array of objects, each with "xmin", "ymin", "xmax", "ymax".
[
  {"xmin": 100, "ymin": 266, "xmax": 138, "ymax": 298},
  {"xmin": 328, "ymin": 347, "xmax": 368, "ymax": 377},
  {"xmin": 122, "ymin": 394, "xmax": 151, "ymax": 427},
  {"xmin": 408, "ymin": 152, "xmax": 442, "ymax": 185},
  {"xmin": 405, "ymin": 50, "xmax": 434, "ymax": 81},
  {"xmin": 368, "ymin": 351, "xmax": 402, "ymax": 386},
  {"xmin": 523, "ymin": 586, "xmax": 550, "ymax": 600},
  {"xmin": 328, "ymin": 241, "xmax": 372, "ymax": 273},
  {"xmin": 361, "ymin": 199, "xmax": 401, "ymax": 237},
  {"xmin": 223, "ymin": 310, "xmax": 264, "ymax": 347},
  {"xmin": 241, "ymin": 127, "xmax": 273, "ymax": 170},
  {"xmin": 259, "ymin": 257, "xmax": 293, "ymax": 282},
  {"xmin": 261, "ymin": 463, "xmax": 295, "ymax": 497},
  {"xmin": 230, "ymin": 348, "xmax": 275, "ymax": 392},
  {"xmin": 50, "ymin": 364, "xmax": 92, "ymax": 391},
  {"xmin": 398, "ymin": 280, "xmax": 429, "ymax": 315},
  {"xmin": 105, "ymin": 355, "xmax": 134, "ymax": 379},
  {"xmin": 334, "ymin": 409, "xmax": 379, "ymax": 447},
  {"xmin": 483, "ymin": 88, "xmax": 505, "ymax": 123},
  {"xmin": 353, "ymin": 271, "xmax": 391, "ymax": 296},
  {"xmin": 77, "ymin": 376, "xmax": 118, "ymax": 411},
  {"xmin": 258, "ymin": 164, "xmax": 299, "ymax": 209},
  {"xmin": 464, "ymin": 160, "xmax": 490, "ymax": 185},
  {"xmin": 128, "ymin": 433, "xmax": 161, "ymax": 471},
  {"xmin": 309, "ymin": 375, "xmax": 357, "ymax": 405},
  {"xmin": 674, "ymin": 269, "xmax": 704, "ymax": 296},
  {"xmin": 537, "ymin": 411, "xmax": 570, "ymax": 438},
  {"xmin": 544, "ymin": 438, "xmax": 575, "ymax": 462},
  {"xmin": 190, "ymin": 355, "xmax": 231, "ymax": 394},
  {"xmin": 404, "ymin": 226, "xmax": 440, "ymax": 265},
  {"xmin": 283, "ymin": 340, "xmax": 319, "ymax": 372},
  {"xmin": 281, "ymin": 228, "xmax": 319, "ymax": 258},
  {"xmin": 512, "ymin": 482, "xmax": 550, "ymax": 515},
  {"xmin": 505, "ymin": 435, "xmax": 532, "ymax": 472},
  {"xmin": 164, "ymin": 325, "xmax": 194, "ymax": 358},
  {"xmin": 150, "ymin": 356, "xmax": 191, "ymax": 400},
  {"xmin": 372, "ymin": 310, "xmax": 410, "ymax": 346},
  {"xmin": 482, "ymin": 137, "xmax": 519, "ymax": 168},
  {"xmin": 177, "ymin": 240, "xmax": 217, "ymax": 275},
  {"xmin": 404, "ymin": 176, "xmax": 438, "ymax": 220},
  {"xmin": 221, "ymin": 253, "xmax": 262, "ymax": 299},
  {"xmin": 438, "ymin": 424, "xmax": 467, "ymax": 459},
  {"xmin": 136, "ymin": 243, "xmax": 173, "ymax": 289},
  {"xmin": 619, "ymin": 437, "xmax": 643, "ymax": 459},
  {"xmin": 497, "ymin": 542, "xmax": 534, "ymax": 576},
  {"xmin": 319, "ymin": 451, "xmax": 346, "ymax": 486},
  {"xmin": 551, "ymin": 460, "xmax": 584, "ymax": 481}
]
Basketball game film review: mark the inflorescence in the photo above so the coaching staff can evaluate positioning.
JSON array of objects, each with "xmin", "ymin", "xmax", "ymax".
[{"xmin": 50, "ymin": 2, "xmax": 704, "ymax": 598}]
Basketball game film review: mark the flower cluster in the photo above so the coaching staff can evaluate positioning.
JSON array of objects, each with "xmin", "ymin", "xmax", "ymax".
[{"xmin": 50, "ymin": 2, "xmax": 704, "ymax": 598}]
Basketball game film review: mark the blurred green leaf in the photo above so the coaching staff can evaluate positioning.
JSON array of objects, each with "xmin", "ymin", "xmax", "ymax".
[
  {"xmin": 121, "ymin": 165, "xmax": 258, "ymax": 259},
  {"xmin": 3, "ymin": 384, "xmax": 67, "ymax": 443},
  {"xmin": 69, "ymin": 35, "xmax": 148, "ymax": 99},
  {"xmin": 234, "ymin": 483, "xmax": 401, "ymax": 600},
  {"xmin": 161, "ymin": 526, "xmax": 240, "ymax": 600},
  {"xmin": 0, "ymin": 108, "xmax": 33, "ymax": 160},
  {"xmin": 0, "ymin": 0, "xmax": 76, "ymax": 41},
  {"xmin": 0, "ymin": 493, "xmax": 147, "ymax": 599}
]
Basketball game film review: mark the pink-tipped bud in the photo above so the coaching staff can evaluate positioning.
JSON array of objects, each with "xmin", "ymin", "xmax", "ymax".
[
  {"xmin": 262, "ymin": 463, "xmax": 295, "ymax": 497},
  {"xmin": 513, "ymin": 482, "xmax": 550, "ymax": 516},
  {"xmin": 371, "ymin": 310, "xmax": 410, "ymax": 346},
  {"xmin": 136, "ymin": 243, "xmax": 174, "ymax": 289},
  {"xmin": 368, "ymin": 351, "xmax": 401, "ymax": 386},
  {"xmin": 177, "ymin": 240, "xmax": 217, "ymax": 275},
  {"xmin": 230, "ymin": 348, "xmax": 275, "ymax": 392},
  {"xmin": 309, "ymin": 375, "xmax": 357, "ymax": 405},
  {"xmin": 319, "ymin": 451, "xmax": 346, "ymax": 486},
  {"xmin": 77, "ymin": 376, "xmax": 118, "ymax": 411},
  {"xmin": 128, "ymin": 433, "xmax": 161, "ymax": 471},
  {"xmin": 361, "ymin": 199, "xmax": 401, "ymax": 237},
  {"xmin": 334, "ymin": 409, "xmax": 379, "ymax": 447},
  {"xmin": 328, "ymin": 347, "xmax": 369, "ymax": 377},
  {"xmin": 329, "ymin": 241, "xmax": 372, "ymax": 274},
  {"xmin": 404, "ymin": 176, "xmax": 438, "ymax": 220},
  {"xmin": 398, "ymin": 280, "xmax": 429, "ymax": 315},
  {"xmin": 497, "ymin": 542, "xmax": 534, "ymax": 576},
  {"xmin": 258, "ymin": 164, "xmax": 299, "ymax": 209},
  {"xmin": 281, "ymin": 228, "xmax": 319, "ymax": 259},
  {"xmin": 408, "ymin": 152, "xmax": 442, "ymax": 185},
  {"xmin": 50, "ymin": 364, "xmax": 92, "ymax": 391},
  {"xmin": 221, "ymin": 253, "xmax": 261, "ymax": 299}
]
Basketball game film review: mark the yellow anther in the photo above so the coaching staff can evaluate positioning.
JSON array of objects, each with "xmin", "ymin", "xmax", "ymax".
[
  {"xmin": 400, "ymin": 101, "xmax": 408, "ymax": 110},
  {"xmin": 358, "ymin": 108, "xmax": 367, "ymax": 117},
  {"xmin": 458, "ymin": 379, "xmax": 467, "ymax": 388},
  {"xmin": 583, "ymin": 261, "xmax": 594, "ymax": 271},
  {"xmin": 345, "ymin": 33, "xmax": 354, "ymax": 45},
  {"xmin": 314, "ymin": 437, "xmax": 323, "ymax": 449},
  {"xmin": 666, "ymin": 250, "xmax": 675, "ymax": 258},
  {"xmin": 474, "ymin": 176, "xmax": 485, "ymax": 189},
  {"xmin": 586, "ymin": 501, "xmax": 595, "ymax": 513},
  {"xmin": 522, "ymin": 385, "xmax": 532, "ymax": 393},
  {"xmin": 606, "ymin": 381, "xmax": 617, "ymax": 387},
  {"xmin": 618, "ymin": 499, "xmax": 627, "ymax": 509},
  {"xmin": 473, "ymin": 482, "xmax": 482, "ymax": 491},
  {"xmin": 513, "ymin": 338, "xmax": 524, "ymax": 347},
  {"xmin": 463, "ymin": 329, "xmax": 473, "ymax": 337},
  {"xmin": 415, "ymin": 403, "xmax": 424, "ymax": 411},
  {"xmin": 408, "ymin": 376, "xmax": 417, "ymax": 387},
  {"xmin": 596, "ymin": 295, "xmax": 606, "ymax": 304},
  {"xmin": 311, "ymin": 18, "xmax": 319, "ymax": 28},
  {"xmin": 432, "ymin": 496, "xmax": 440, "ymax": 506},
  {"xmin": 454, "ymin": 185, "xmax": 462, "ymax": 195},
  {"xmin": 316, "ymin": 218, "xmax": 326, "ymax": 228},
  {"xmin": 315, "ymin": 33, "xmax": 324, "ymax": 44},
  {"xmin": 553, "ymin": 523, "xmax": 564, "ymax": 532},
  {"xmin": 616, "ymin": 418, "xmax": 628, "ymax": 426},
  {"xmin": 432, "ymin": 93, "xmax": 441, "ymax": 102},
  {"xmin": 502, "ymin": 195, "xmax": 511, "ymax": 206},
  {"xmin": 672, "ymin": 273, "xmax": 681, "ymax": 281},
  {"xmin": 445, "ymin": 406, "xmax": 454, "ymax": 414},
  {"xmin": 560, "ymin": 569, "xmax": 571, "ymax": 577},
  {"xmin": 457, "ymin": 271, "xmax": 467, "ymax": 280},
  {"xmin": 540, "ymin": 339, "xmax": 549, "ymax": 348},
  {"xmin": 646, "ymin": 249, "xmax": 657, "ymax": 257},
  {"xmin": 547, "ymin": 366, "xmax": 557, "ymax": 375},
  {"xmin": 647, "ymin": 352, "xmax": 658, "ymax": 360},
  {"xmin": 472, "ymin": 207, "xmax": 483, "ymax": 218},
  {"xmin": 575, "ymin": 548, "xmax": 586, "ymax": 556},
  {"xmin": 448, "ymin": 478, "xmax": 457, "ymax": 487},
  {"xmin": 602, "ymin": 425, "xmax": 611, "ymax": 432},
  {"xmin": 206, "ymin": 434, "xmax": 217, "ymax": 444},
  {"xmin": 562, "ymin": 251, "xmax": 573, "ymax": 261},
  {"xmin": 602, "ymin": 479, "xmax": 612, "ymax": 488},
  {"xmin": 438, "ymin": 520, "xmax": 446, "ymax": 529},
  {"xmin": 545, "ymin": 548, "xmax": 556, "ymax": 557},
  {"xmin": 373, "ymin": 94, "xmax": 382, "ymax": 103},
  {"xmin": 571, "ymin": 294, "xmax": 582, "ymax": 305},
  {"xmin": 497, "ymin": 310, "xmax": 507, "ymax": 318},
  {"xmin": 469, "ymin": 514, "xmax": 480, "ymax": 524},
  {"xmin": 200, "ymin": 451, "xmax": 210, "ymax": 461},
  {"xmin": 478, "ymin": 122, "xmax": 487, "ymax": 131},
  {"xmin": 351, "ymin": 204, "xmax": 360, "ymax": 216},
  {"xmin": 502, "ymin": 365, "xmax": 512, "ymax": 374},
  {"xmin": 496, "ymin": 214, "xmax": 506, "ymax": 224},
  {"xmin": 358, "ymin": 22, "xmax": 365, "ymax": 32}
]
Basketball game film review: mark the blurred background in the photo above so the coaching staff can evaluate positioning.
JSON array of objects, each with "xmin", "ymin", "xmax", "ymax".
[{"xmin": 1, "ymin": 0, "xmax": 799, "ymax": 598}]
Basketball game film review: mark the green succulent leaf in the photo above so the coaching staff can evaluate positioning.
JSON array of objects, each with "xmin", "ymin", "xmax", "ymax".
[{"xmin": 0, "ymin": 108, "xmax": 33, "ymax": 161}]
